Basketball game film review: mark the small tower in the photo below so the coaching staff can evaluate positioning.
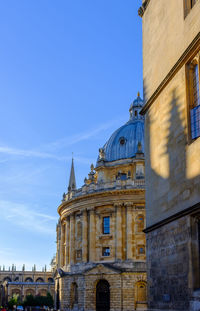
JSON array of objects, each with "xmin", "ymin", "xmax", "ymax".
[
  {"xmin": 129, "ymin": 92, "xmax": 144, "ymax": 121},
  {"xmin": 68, "ymin": 157, "xmax": 76, "ymax": 192}
]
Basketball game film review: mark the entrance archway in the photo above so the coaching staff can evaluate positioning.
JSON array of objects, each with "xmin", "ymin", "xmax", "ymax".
[{"xmin": 96, "ymin": 279, "xmax": 110, "ymax": 311}]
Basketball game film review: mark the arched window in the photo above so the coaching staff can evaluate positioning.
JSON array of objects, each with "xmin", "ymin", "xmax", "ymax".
[
  {"xmin": 25, "ymin": 289, "xmax": 35, "ymax": 296},
  {"xmin": 48, "ymin": 277, "xmax": 54, "ymax": 283},
  {"xmin": 71, "ymin": 282, "xmax": 78, "ymax": 307},
  {"xmin": 136, "ymin": 214, "xmax": 144, "ymax": 232},
  {"xmin": 12, "ymin": 289, "xmax": 21, "ymax": 300},
  {"xmin": 96, "ymin": 279, "xmax": 110, "ymax": 311},
  {"xmin": 39, "ymin": 289, "xmax": 47, "ymax": 296},
  {"xmin": 14, "ymin": 277, "xmax": 19, "ymax": 282},
  {"xmin": 135, "ymin": 281, "xmax": 147, "ymax": 302}
]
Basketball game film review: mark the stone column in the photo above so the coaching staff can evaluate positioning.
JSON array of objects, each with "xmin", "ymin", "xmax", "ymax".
[
  {"xmin": 89, "ymin": 208, "xmax": 96, "ymax": 262},
  {"xmin": 82, "ymin": 209, "xmax": 88, "ymax": 262},
  {"xmin": 126, "ymin": 203, "xmax": 133, "ymax": 260},
  {"xmin": 65, "ymin": 217, "xmax": 70, "ymax": 266},
  {"xmin": 70, "ymin": 213, "xmax": 75, "ymax": 264},
  {"xmin": 60, "ymin": 223, "xmax": 65, "ymax": 267},
  {"xmin": 115, "ymin": 203, "xmax": 122, "ymax": 260},
  {"xmin": 57, "ymin": 223, "xmax": 61, "ymax": 267}
]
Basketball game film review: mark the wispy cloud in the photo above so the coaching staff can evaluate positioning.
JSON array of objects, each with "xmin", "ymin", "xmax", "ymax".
[
  {"xmin": 0, "ymin": 146, "xmax": 94, "ymax": 165},
  {"xmin": 0, "ymin": 146, "xmax": 66, "ymax": 160},
  {"xmin": 0, "ymin": 200, "xmax": 57, "ymax": 235},
  {"xmin": 43, "ymin": 119, "xmax": 122, "ymax": 151},
  {"xmin": 0, "ymin": 119, "xmax": 123, "ymax": 163}
]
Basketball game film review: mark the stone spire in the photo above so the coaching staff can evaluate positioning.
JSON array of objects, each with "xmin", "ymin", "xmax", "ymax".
[{"xmin": 68, "ymin": 157, "xmax": 76, "ymax": 192}]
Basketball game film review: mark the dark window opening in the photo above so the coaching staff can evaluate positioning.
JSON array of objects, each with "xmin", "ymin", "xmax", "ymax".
[
  {"xmin": 117, "ymin": 172, "xmax": 127, "ymax": 180},
  {"xmin": 103, "ymin": 217, "xmax": 110, "ymax": 234},
  {"xmin": 139, "ymin": 247, "xmax": 145, "ymax": 254},
  {"xmin": 119, "ymin": 137, "xmax": 126, "ymax": 145},
  {"xmin": 102, "ymin": 247, "xmax": 110, "ymax": 257}
]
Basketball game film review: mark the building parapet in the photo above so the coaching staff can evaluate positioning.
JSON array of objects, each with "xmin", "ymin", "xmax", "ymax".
[{"xmin": 63, "ymin": 178, "xmax": 145, "ymax": 201}]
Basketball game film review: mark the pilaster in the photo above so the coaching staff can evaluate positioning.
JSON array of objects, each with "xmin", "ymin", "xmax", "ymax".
[
  {"xmin": 89, "ymin": 208, "xmax": 96, "ymax": 262},
  {"xmin": 65, "ymin": 217, "xmax": 70, "ymax": 266},
  {"xmin": 115, "ymin": 203, "xmax": 122, "ymax": 260},
  {"xmin": 60, "ymin": 223, "xmax": 65, "ymax": 267},
  {"xmin": 126, "ymin": 202, "xmax": 133, "ymax": 259},
  {"xmin": 69, "ymin": 213, "xmax": 75, "ymax": 265},
  {"xmin": 82, "ymin": 209, "xmax": 88, "ymax": 262}
]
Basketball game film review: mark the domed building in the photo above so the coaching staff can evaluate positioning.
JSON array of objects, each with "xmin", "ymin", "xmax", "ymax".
[{"xmin": 55, "ymin": 94, "xmax": 147, "ymax": 311}]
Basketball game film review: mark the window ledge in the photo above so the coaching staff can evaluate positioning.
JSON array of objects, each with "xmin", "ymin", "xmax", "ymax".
[{"xmin": 99, "ymin": 234, "xmax": 113, "ymax": 240}]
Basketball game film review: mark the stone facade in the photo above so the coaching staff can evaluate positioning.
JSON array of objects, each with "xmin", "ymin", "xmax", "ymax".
[
  {"xmin": 55, "ymin": 98, "xmax": 147, "ymax": 311},
  {"xmin": 0, "ymin": 269, "xmax": 54, "ymax": 306},
  {"xmin": 140, "ymin": 0, "xmax": 200, "ymax": 310}
]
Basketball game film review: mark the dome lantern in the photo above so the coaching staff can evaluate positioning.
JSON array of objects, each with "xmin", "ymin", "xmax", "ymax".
[{"xmin": 129, "ymin": 92, "xmax": 144, "ymax": 121}]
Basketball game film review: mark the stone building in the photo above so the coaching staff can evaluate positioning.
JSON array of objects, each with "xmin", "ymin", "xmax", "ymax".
[
  {"xmin": 0, "ymin": 266, "xmax": 54, "ymax": 306},
  {"xmin": 55, "ymin": 95, "xmax": 147, "ymax": 311},
  {"xmin": 139, "ymin": 0, "xmax": 200, "ymax": 310}
]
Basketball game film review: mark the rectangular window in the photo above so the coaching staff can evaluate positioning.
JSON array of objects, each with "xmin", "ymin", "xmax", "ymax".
[
  {"xmin": 188, "ymin": 61, "xmax": 200, "ymax": 140},
  {"xmin": 136, "ymin": 164, "xmax": 145, "ymax": 179},
  {"xmin": 103, "ymin": 216, "xmax": 110, "ymax": 234},
  {"xmin": 138, "ymin": 246, "xmax": 145, "ymax": 255},
  {"xmin": 102, "ymin": 247, "xmax": 110, "ymax": 257}
]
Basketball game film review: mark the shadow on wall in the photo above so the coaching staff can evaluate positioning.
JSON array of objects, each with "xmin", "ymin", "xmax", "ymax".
[
  {"xmin": 144, "ymin": 86, "xmax": 200, "ymax": 310},
  {"xmin": 145, "ymin": 87, "xmax": 200, "ymax": 219}
]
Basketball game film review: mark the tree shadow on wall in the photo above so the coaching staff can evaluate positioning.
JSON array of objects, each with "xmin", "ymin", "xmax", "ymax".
[{"xmin": 145, "ymin": 88, "xmax": 200, "ymax": 310}]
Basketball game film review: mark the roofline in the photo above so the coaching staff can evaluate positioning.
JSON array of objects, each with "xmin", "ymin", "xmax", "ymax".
[{"xmin": 141, "ymin": 31, "xmax": 200, "ymax": 115}]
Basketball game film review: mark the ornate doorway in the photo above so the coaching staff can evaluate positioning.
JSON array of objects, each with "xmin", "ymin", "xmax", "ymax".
[{"xmin": 96, "ymin": 279, "xmax": 110, "ymax": 311}]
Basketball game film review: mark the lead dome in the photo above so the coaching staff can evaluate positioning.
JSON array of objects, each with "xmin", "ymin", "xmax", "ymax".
[{"xmin": 97, "ymin": 93, "xmax": 144, "ymax": 164}]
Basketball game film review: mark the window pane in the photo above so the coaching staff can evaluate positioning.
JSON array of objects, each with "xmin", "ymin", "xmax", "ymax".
[
  {"xmin": 190, "ymin": 64, "xmax": 200, "ymax": 139},
  {"xmin": 193, "ymin": 64, "xmax": 200, "ymax": 107},
  {"xmin": 103, "ymin": 217, "xmax": 110, "ymax": 234},
  {"xmin": 191, "ymin": 105, "xmax": 200, "ymax": 139}
]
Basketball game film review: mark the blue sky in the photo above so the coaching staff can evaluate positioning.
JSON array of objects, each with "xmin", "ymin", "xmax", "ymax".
[{"xmin": 0, "ymin": 0, "xmax": 143, "ymax": 271}]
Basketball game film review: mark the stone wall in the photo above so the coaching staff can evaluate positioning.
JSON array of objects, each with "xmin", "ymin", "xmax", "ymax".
[
  {"xmin": 146, "ymin": 215, "xmax": 193, "ymax": 310},
  {"xmin": 145, "ymin": 62, "xmax": 200, "ymax": 227},
  {"xmin": 142, "ymin": 0, "xmax": 200, "ymax": 102},
  {"xmin": 57, "ymin": 271, "xmax": 147, "ymax": 311}
]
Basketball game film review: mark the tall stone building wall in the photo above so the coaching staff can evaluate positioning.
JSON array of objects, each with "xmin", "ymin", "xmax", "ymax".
[
  {"xmin": 140, "ymin": 0, "xmax": 200, "ymax": 310},
  {"xmin": 142, "ymin": 0, "xmax": 200, "ymax": 106}
]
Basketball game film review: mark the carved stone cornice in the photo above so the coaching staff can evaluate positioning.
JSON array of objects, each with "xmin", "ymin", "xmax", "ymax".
[
  {"xmin": 141, "ymin": 32, "xmax": 200, "ymax": 115},
  {"xmin": 58, "ymin": 188, "xmax": 144, "ymax": 215}
]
